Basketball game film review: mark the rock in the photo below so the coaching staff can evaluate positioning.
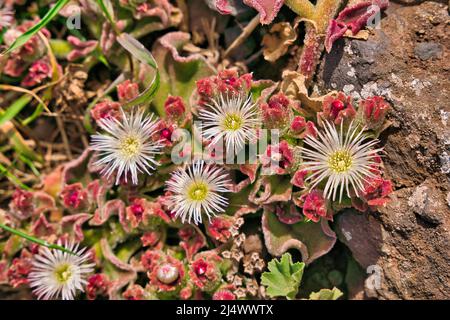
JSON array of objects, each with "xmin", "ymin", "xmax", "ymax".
[
  {"xmin": 408, "ymin": 184, "xmax": 445, "ymax": 225},
  {"xmin": 414, "ymin": 42, "xmax": 443, "ymax": 60},
  {"xmin": 317, "ymin": 1, "xmax": 450, "ymax": 299},
  {"xmin": 336, "ymin": 210, "xmax": 383, "ymax": 269}
]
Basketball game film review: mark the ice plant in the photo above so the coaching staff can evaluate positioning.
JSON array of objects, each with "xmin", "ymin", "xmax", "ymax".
[
  {"xmin": 0, "ymin": 5, "xmax": 14, "ymax": 30},
  {"xmin": 28, "ymin": 242, "xmax": 95, "ymax": 300},
  {"xmin": 90, "ymin": 108, "xmax": 163, "ymax": 185},
  {"xmin": 199, "ymin": 94, "xmax": 261, "ymax": 155},
  {"xmin": 165, "ymin": 160, "xmax": 231, "ymax": 225},
  {"xmin": 301, "ymin": 121, "xmax": 383, "ymax": 202}
]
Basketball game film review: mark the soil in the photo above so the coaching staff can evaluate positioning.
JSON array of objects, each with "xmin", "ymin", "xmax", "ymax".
[{"xmin": 316, "ymin": 0, "xmax": 450, "ymax": 299}]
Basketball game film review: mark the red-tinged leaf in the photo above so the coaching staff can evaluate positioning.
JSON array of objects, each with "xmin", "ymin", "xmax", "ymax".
[
  {"xmin": 262, "ymin": 210, "xmax": 336, "ymax": 264},
  {"xmin": 325, "ymin": 20, "xmax": 348, "ymax": 53},
  {"xmin": 61, "ymin": 213, "xmax": 92, "ymax": 242},
  {"xmin": 243, "ymin": 0, "xmax": 284, "ymax": 24}
]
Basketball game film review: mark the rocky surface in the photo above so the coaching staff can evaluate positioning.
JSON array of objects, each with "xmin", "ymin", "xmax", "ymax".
[{"xmin": 318, "ymin": 1, "xmax": 450, "ymax": 299}]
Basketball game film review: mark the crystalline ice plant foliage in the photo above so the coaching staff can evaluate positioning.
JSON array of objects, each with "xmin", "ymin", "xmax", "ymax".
[
  {"xmin": 28, "ymin": 242, "xmax": 95, "ymax": 300},
  {"xmin": 165, "ymin": 160, "xmax": 231, "ymax": 225},
  {"xmin": 301, "ymin": 121, "xmax": 383, "ymax": 202},
  {"xmin": 199, "ymin": 94, "xmax": 261, "ymax": 155},
  {"xmin": 90, "ymin": 108, "xmax": 163, "ymax": 185}
]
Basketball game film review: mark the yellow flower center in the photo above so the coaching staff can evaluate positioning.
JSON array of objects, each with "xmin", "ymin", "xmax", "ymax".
[
  {"xmin": 54, "ymin": 264, "xmax": 72, "ymax": 283},
  {"xmin": 223, "ymin": 113, "xmax": 243, "ymax": 131},
  {"xmin": 120, "ymin": 135, "xmax": 141, "ymax": 158},
  {"xmin": 328, "ymin": 150, "xmax": 353, "ymax": 173},
  {"xmin": 187, "ymin": 182, "xmax": 209, "ymax": 201}
]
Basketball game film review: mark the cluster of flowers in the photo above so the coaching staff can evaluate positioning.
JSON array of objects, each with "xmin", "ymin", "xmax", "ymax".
[{"xmin": 0, "ymin": 67, "xmax": 393, "ymax": 300}]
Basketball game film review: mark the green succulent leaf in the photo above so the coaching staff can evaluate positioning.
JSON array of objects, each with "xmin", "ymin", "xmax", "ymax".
[
  {"xmin": 309, "ymin": 287, "xmax": 343, "ymax": 300},
  {"xmin": 261, "ymin": 253, "xmax": 305, "ymax": 300}
]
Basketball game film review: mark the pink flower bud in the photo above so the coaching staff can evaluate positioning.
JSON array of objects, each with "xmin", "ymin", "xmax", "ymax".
[
  {"xmin": 261, "ymin": 93, "xmax": 291, "ymax": 128},
  {"xmin": 60, "ymin": 183, "xmax": 88, "ymax": 210},
  {"xmin": 86, "ymin": 274, "xmax": 110, "ymax": 300},
  {"xmin": 21, "ymin": 58, "xmax": 53, "ymax": 87},
  {"xmin": 361, "ymin": 175, "xmax": 393, "ymax": 208},
  {"xmin": 300, "ymin": 190, "xmax": 331, "ymax": 222},
  {"xmin": 206, "ymin": 215, "xmax": 234, "ymax": 243},
  {"xmin": 141, "ymin": 231, "xmax": 161, "ymax": 247},
  {"xmin": 117, "ymin": 80, "xmax": 140, "ymax": 103},
  {"xmin": 213, "ymin": 289, "xmax": 236, "ymax": 300},
  {"xmin": 261, "ymin": 140, "xmax": 294, "ymax": 174},
  {"xmin": 90, "ymin": 101, "xmax": 122, "ymax": 123},
  {"xmin": 10, "ymin": 189, "xmax": 33, "ymax": 219},
  {"xmin": 320, "ymin": 93, "xmax": 356, "ymax": 125},
  {"xmin": 164, "ymin": 96, "xmax": 186, "ymax": 120},
  {"xmin": 123, "ymin": 285, "xmax": 146, "ymax": 300},
  {"xmin": 290, "ymin": 116, "xmax": 307, "ymax": 133},
  {"xmin": 144, "ymin": 250, "xmax": 185, "ymax": 292},
  {"xmin": 360, "ymin": 96, "xmax": 390, "ymax": 130},
  {"xmin": 125, "ymin": 198, "xmax": 146, "ymax": 228},
  {"xmin": 291, "ymin": 169, "xmax": 308, "ymax": 188},
  {"xmin": 156, "ymin": 263, "xmax": 180, "ymax": 284},
  {"xmin": 195, "ymin": 70, "xmax": 253, "ymax": 105},
  {"xmin": 7, "ymin": 250, "xmax": 33, "ymax": 288},
  {"xmin": 180, "ymin": 287, "xmax": 193, "ymax": 300},
  {"xmin": 189, "ymin": 252, "xmax": 222, "ymax": 292}
]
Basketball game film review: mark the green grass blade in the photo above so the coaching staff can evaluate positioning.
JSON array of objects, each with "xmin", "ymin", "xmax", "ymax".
[
  {"xmin": 116, "ymin": 33, "xmax": 160, "ymax": 108},
  {"xmin": 0, "ymin": 163, "xmax": 31, "ymax": 190},
  {"xmin": 0, "ymin": 223, "xmax": 76, "ymax": 255},
  {"xmin": 21, "ymin": 103, "xmax": 44, "ymax": 126},
  {"xmin": 19, "ymin": 154, "xmax": 41, "ymax": 177},
  {"xmin": 0, "ymin": 95, "xmax": 32, "ymax": 127},
  {"xmin": 95, "ymin": 0, "xmax": 116, "ymax": 27},
  {"xmin": 1, "ymin": 0, "xmax": 70, "ymax": 55}
]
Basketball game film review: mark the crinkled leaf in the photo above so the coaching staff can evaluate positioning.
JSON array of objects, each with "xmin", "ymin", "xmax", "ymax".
[
  {"xmin": 151, "ymin": 31, "xmax": 215, "ymax": 115},
  {"xmin": 249, "ymin": 175, "xmax": 292, "ymax": 205},
  {"xmin": 261, "ymin": 253, "xmax": 305, "ymax": 299},
  {"xmin": 309, "ymin": 287, "xmax": 343, "ymax": 300},
  {"xmin": 243, "ymin": 0, "xmax": 284, "ymax": 24},
  {"xmin": 262, "ymin": 210, "xmax": 336, "ymax": 264}
]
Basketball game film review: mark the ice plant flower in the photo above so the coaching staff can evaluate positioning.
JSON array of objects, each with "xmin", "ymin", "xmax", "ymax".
[
  {"xmin": 0, "ymin": 5, "xmax": 14, "ymax": 30},
  {"xmin": 301, "ymin": 121, "xmax": 383, "ymax": 202},
  {"xmin": 90, "ymin": 108, "xmax": 163, "ymax": 185},
  {"xmin": 199, "ymin": 94, "xmax": 261, "ymax": 154},
  {"xmin": 28, "ymin": 242, "xmax": 95, "ymax": 300},
  {"xmin": 165, "ymin": 160, "xmax": 231, "ymax": 225}
]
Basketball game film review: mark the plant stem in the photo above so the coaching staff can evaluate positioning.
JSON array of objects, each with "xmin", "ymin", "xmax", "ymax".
[
  {"xmin": 285, "ymin": 0, "xmax": 316, "ymax": 19},
  {"xmin": 224, "ymin": 14, "xmax": 261, "ymax": 58}
]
